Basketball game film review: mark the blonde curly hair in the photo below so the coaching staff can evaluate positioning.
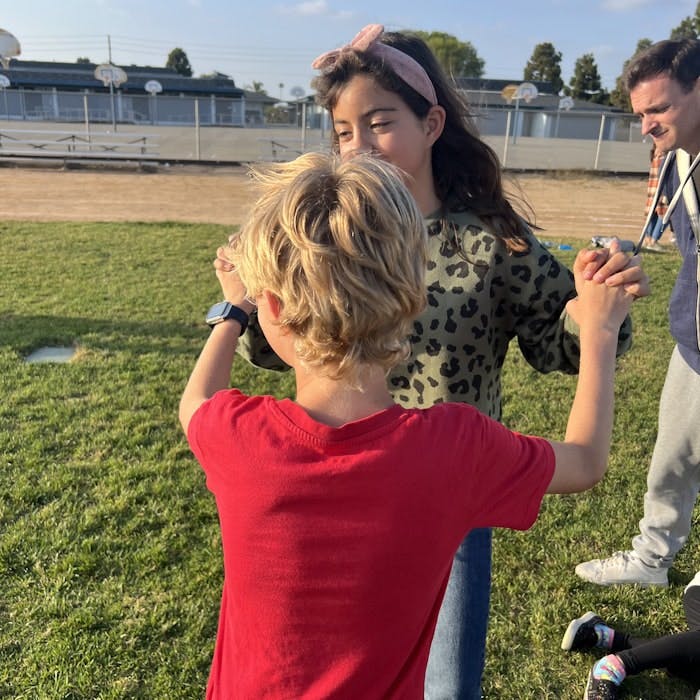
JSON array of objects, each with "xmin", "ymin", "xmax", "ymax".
[{"xmin": 228, "ymin": 152, "xmax": 427, "ymax": 383}]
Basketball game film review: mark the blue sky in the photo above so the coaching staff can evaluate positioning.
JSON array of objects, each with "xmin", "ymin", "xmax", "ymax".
[{"xmin": 1, "ymin": 0, "xmax": 696, "ymax": 98}]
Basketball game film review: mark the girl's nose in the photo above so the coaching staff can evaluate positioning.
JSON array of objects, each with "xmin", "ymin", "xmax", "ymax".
[{"xmin": 342, "ymin": 140, "xmax": 380, "ymax": 161}]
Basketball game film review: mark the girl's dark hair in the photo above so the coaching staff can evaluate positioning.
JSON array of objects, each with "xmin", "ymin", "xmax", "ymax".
[
  {"xmin": 625, "ymin": 38, "xmax": 700, "ymax": 94},
  {"xmin": 311, "ymin": 30, "xmax": 531, "ymax": 253}
]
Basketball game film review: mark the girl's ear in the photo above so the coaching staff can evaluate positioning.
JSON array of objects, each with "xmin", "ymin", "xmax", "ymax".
[{"xmin": 425, "ymin": 105, "xmax": 446, "ymax": 146}]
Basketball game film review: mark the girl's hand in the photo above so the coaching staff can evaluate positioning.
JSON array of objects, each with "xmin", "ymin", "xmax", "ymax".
[
  {"xmin": 574, "ymin": 239, "xmax": 650, "ymax": 300},
  {"xmin": 567, "ymin": 245, "xmax": 636, "ymax": 332}
]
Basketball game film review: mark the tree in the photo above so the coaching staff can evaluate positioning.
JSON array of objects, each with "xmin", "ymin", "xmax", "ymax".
[
  {"xmin": 567, "ymin": 53, "xmax": 608, "ymax": 103},
  {"xmin": 523, "ymin": 42, "xmax": 563, "ymax": 94},
  {"xmin": 265, "ymin": 104, "xmax": 291, "ymax": 124},
  {"xmin": 670, "ymin": 17, "xmax": 697, "ymax": 40},
  {"xmin": 245, "ymin": 81, "xmax": 266, "ymax": 94},
  {"xmin": 166, "ymin": 48, "xmax": 192, "ymax": 77},
  {"xmin": 609, "ymin": 38, "xmax": 653, "ymax": 111},
  {"xmin": 669, "ymin": 1, "xmax": 700, "ymax": 39},
  {"xmin": 199, "ymin": 71, "xmax": 231, "ymax": 81},
  {"xmin": 412, "ymin": 31, "xmax": 484, "ymax": 77},
  {"xmin": 76, "ymin": 57, "xmax": 91, "ymax": 64},
  {"xmin": 608, "ymin": 2, "xmax": 699, "ymax": 111}
]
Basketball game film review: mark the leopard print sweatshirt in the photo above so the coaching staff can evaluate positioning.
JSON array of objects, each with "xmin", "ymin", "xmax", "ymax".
[{"xmin": 236, "ymin": 208, "xmax": 633, "ymax": 421}]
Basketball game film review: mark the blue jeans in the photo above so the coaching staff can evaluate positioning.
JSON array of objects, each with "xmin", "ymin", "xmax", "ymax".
[
  {"xmin": 649, "ymin": 214, "xmax": 665, "ymax": 243},
  {"xmin": 424, "ymin": 527, "xmax": 492, "ymax": 700}
]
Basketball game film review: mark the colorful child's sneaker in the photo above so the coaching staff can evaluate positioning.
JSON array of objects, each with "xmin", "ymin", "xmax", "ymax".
[
  {"xmin": 562, "ymin": 611, "xmax": 610, "ymax": 651},
  {"xmin": 584, "ymin": 670, "xmax": 620, "ymax": 700}
]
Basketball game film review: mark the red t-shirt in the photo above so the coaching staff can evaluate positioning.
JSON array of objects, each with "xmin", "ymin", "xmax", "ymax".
[{"xmin": 188, "ymin": 390, "xmax": 555, "ymax": 699}]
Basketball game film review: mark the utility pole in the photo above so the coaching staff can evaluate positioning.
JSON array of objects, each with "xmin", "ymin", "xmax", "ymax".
[{"xmin": 108, "ymin": 35, "xmax": 116, "ymax": 131}]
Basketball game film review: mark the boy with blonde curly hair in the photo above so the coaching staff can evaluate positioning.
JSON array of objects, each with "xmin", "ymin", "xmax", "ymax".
[{"xmin": 180, "ymin": 151, "xmax": 635, "ymax": 699}]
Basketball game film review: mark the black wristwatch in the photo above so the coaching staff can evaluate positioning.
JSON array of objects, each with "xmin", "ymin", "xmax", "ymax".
[{"xmin": 206, "ymin": 301, "xmax": 249, "ymax": 335}]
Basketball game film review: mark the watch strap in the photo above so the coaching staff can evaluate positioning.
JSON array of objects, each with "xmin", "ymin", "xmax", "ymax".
[{"xmin": 207, "ymin": 302, "xmax": 249, "ymax": 335}]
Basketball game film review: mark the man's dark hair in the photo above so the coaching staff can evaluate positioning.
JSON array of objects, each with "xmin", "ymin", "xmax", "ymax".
[{"xmin": 625, "ymin": 39, "xmax": 700, "ymax": 93}]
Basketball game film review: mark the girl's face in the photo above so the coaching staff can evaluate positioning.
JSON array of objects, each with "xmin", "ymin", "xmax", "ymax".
[{"xmin": 330, "ymin": 74, "xmax": 443, "ymax": 208}]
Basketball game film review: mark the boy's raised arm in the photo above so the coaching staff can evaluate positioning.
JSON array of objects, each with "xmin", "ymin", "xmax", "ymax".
[
  {"xmin": 178, "ymin": 251, "xmax": 255, "ymax": 434},
  {"xmin": 546, "ymin": 250, "xmax": 637, "ymax": 494}
]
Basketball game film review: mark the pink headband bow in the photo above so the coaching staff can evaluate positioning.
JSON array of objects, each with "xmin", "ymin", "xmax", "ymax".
[{"xmin": 312, "ymin": 24, "xmax": 438, "ymax": 106}]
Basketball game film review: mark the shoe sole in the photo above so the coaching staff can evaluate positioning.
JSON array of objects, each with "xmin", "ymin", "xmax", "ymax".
[
  {"xmin": 562, "ymin": 611, "xmax": 598, "ymax": 651},
  {"xmin": 576, "ymin": 574, "xmax": 668, "ymax": 587},
  {"xmin": 577, "ymin": 576, "xmax": 668, "ymax": 587},
  {"xmin": 685, "ymin": 571, "xmax": 700, "ymax": 594},
  {"xmin": 575, "ymin": 563, "xmax": 668, "ymax": 588}
]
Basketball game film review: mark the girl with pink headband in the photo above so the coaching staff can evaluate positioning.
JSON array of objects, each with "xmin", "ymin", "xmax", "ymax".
[
  {"xmin": 312, "ymin": 24, "xmax": 438, "ymax": 106},
  {"xmin": 237, "ymin": 24, "xmax": 649, "ymax": 699}
]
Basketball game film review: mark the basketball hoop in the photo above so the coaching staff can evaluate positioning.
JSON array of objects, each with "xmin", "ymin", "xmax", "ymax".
[
  {"xmin": 0, "ymin": 28, "xmax": 21, "ymax": 69},
  {"xmin": 144, "ymin": 79, "xmax": 163, "ymax": 95},
  {"xmin": 94, "ymin": 63, "xmax": 128, "ymax": 88},
  {"xmin": 515, "ymin": 82, "xmax": 538, "ymax": 103},
  {"xmin": 500, "ymin": 84, "xmax": 519, "ymax": 103},
  {"xmin": 558, "ymin": 96, "xmax": 574, "ymax": 111}
]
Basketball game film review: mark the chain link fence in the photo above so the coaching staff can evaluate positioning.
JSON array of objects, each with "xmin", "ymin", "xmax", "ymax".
[{"xmin": 0, "ymin": 87, "xmax": 651, "ymax": 172}]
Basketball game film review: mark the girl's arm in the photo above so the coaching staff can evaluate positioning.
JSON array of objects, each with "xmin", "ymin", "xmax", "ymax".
[{"xmin": 508, "ymin": 230, "xmax": 637, "ymax": 376}]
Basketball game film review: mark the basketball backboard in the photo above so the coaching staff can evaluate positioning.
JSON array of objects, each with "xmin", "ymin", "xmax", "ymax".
[
  {"xmin": 94, "ymin": 63, "xmax": 128, "ymax": 87},
  {"xmin": 0, "ymin": 28, "xmax": 21, "ymax": 69}
]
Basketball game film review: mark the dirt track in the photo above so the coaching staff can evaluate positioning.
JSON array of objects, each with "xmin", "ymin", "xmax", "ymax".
[{"xmin": 0, "ymin": 162, "xmax": 650, "ymax": 243}]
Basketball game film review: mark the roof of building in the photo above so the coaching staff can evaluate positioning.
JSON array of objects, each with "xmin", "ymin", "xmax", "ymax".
[
  {"xmin": 463, "ymin": 89, "xmax": 625, "ymax": 113},
  {"xmin": 1, "ymin": 59, "xmax": 244, "ymax": 97},
  {"xmin": 0, "ymin": 60, "xmax": 627, "ymax": 114},
  {"xmin": 455, "ymin": 77, "xmax": 626, "ymax": 114},
  {"xmin": 242, "ymin": 89, "xmax": 278, "ymax": 105},
  {"xmin": 454, "ymin": 76, "xmax": 556, "ymax": 94}
]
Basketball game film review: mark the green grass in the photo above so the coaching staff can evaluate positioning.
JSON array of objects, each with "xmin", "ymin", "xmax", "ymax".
[{"xmin": 1, "ymin": 221, "xmax": 695, "ymax": 699}]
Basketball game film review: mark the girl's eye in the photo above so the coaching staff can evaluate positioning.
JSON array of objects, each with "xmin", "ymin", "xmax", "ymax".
[
  {"xmin": 370, "ymin": 120, "xmax": 390, "ymax": 130},
  {"xmin": 335, "ymin": 129, "xmax": 351, "ymax": 140}
]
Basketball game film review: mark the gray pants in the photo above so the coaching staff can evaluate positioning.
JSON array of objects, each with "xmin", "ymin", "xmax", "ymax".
[{"xmin": 632, "ymin": 346, "xmax": 700, "ymax": 567}]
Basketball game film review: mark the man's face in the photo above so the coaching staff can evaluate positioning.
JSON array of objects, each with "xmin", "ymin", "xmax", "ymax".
[{"xmin": 630, "ymin": 73, "xmax": 700, "ymax": 154}]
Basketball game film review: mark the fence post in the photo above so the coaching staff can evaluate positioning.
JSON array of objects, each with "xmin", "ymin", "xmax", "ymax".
[
  {"xmin": 195, "ymin": 99, "xmax": 201, "ymax": 160},
  {"xmin": 83, "ymin": 94, "xmax": 91, "ymax": 150},
  {"xmin": 301, "ymin": 102, "xmax": 307, "ymax": 152},
  {"xmin": 502, "ymin": 110, "xmax": 511, "ymax": 167},
  {"xmin": 594, "ymin": 113, "xmax": 606, "ymax": 170}
]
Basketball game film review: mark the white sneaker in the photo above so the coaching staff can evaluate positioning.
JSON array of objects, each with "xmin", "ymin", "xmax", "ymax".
[{"xmin": 575, "ymin": 551, "xmax": 668, "ymax": 587}]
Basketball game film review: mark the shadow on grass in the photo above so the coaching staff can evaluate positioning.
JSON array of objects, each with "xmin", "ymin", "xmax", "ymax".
[{"xmin": 1, "ymin": 313, "xmax": 204, "ymax": 358}]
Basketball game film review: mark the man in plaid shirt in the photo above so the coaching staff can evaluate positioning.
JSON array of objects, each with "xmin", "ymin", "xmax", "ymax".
[{"xmin": 643, "ymin": 145, "xmax": 673, "ymax": 250}]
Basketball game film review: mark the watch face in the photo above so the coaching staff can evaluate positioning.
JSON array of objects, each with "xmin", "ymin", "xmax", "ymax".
[{"xmin": 207, "ymin": 301, "xmax": 231, "ymax": 324}]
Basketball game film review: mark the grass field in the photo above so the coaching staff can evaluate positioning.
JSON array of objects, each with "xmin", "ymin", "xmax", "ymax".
[{"xmin": 1, "ymin": 220, "xmax": 697, "ymax": 699}]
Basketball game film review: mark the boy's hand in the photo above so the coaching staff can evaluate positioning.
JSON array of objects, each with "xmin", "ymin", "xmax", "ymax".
[
  {"xmin": 213, "ymin": 246, "xmax": 255, "ymax": 313},
  {"xmin": 575, "ymin": 239, "xmax": 650, "ymax": 300}
]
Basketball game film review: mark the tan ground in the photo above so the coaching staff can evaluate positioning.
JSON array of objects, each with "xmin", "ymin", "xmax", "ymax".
[{"xmin": 0, "ymin": 162, "xmax": 650, "ymax": 244}]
